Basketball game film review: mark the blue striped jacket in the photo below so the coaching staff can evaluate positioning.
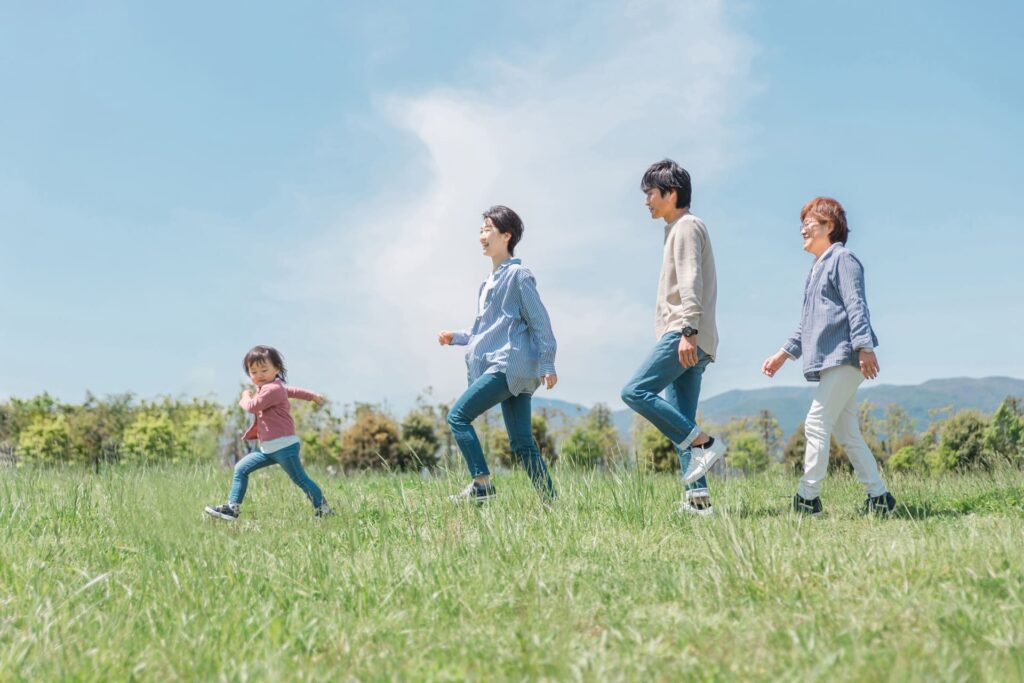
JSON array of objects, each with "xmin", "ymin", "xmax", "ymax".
[
  {"xmin": 452, "ymin": 258, "xmax": 557, "ymax": 396},
  {"xmin": 783, "ymin": 244, "xmax": 878, "ymax": 381}
]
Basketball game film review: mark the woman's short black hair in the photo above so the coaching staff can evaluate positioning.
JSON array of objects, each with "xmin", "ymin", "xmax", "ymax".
[
  {"xmin": 243, "ymin": 345, "xmax": 287, "ymax": 381},
  {"xmin": 482, "ymin": 205, "xmax": 524, "ymax": 255},
  {"xmin": 641, "ymin": 159, "xmax": 692, "ymax": 208}
]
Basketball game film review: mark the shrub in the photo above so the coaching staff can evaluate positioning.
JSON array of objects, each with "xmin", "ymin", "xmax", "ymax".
[
  {"xmin": 929, "ymin": 410, "xmax": 990, "ymax": 472},
  {"xmin": 400, "ymin": 409, "xmax": 441, "ymax": 470},
  {"xmin": 339, "ymin": 404, "xmax": 411, "ymax": 472},
  {"xmin": 17, "ymin": 414, "xmax": 72, "ymax": 465},
  {"xmin": 887, "ymin": 443, "xmax": 929, "ymax": 472},
  {"xmin": 636, "ymin": 421, "xmax": 677, "ymax": 473},
  {"xmin": 121, "ymin": 413, "xmax": 177, "ymax": 464},
  {"xmin": 984, "ymin": 397, "xmax": 1023, "ymax": 467},
  {"xmin": 560, "ymin": 404, "xmax": 622, "ymax": 469},
  {"xmin": 729, "ymin": 431, "xmax": 770, "ymax": 474}
]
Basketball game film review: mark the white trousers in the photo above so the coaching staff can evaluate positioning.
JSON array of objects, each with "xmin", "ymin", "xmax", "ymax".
[{"xmin": 799, "ymin": 365, "xmax": 887, "ymax": 500}]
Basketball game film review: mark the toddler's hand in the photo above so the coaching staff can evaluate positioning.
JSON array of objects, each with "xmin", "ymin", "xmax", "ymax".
[{"xmin": 313, "ymin": 394, "xmax": 326, "ymax": 407}]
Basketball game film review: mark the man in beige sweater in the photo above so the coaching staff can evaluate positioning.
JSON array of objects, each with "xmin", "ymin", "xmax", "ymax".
[{"xmin": 621, "ymin": 159, "xmax": 727, "ymax": 515}]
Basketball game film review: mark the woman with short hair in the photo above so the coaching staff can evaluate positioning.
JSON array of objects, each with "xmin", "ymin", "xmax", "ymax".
[{"xmin": 762, "ymin": 197, "xmax": 896, "ymax": 516}]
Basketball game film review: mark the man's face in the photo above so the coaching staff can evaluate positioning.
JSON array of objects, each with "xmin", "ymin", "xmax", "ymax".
[{"xmin": 644, "ymin": 187, "xmax": 677, "ymax": 220}]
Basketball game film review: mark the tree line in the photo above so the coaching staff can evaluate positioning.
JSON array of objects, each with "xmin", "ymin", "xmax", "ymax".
[{"xmin": 1, "ymin": 390, "xmax": 1022, "ymax": 475}]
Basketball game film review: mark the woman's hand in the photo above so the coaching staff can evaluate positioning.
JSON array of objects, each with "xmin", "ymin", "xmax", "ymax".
[
  {"xmin": 437, "ymin": 331, "xmax": 455, "ymax": 346},
  {"xmin": 859, "ymin": 349, "xmax": 880, "ymax": 380},
  {"xmin": 762, "ymin": 350, "xmax": 789, "ymax": 378},
  {"xmin": 541, "ymin": 374, "xmax": 558, "ymax": 390}
]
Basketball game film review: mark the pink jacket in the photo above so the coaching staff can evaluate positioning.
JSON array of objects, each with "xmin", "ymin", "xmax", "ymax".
[{"xmin": 240, "ymin": 380, "xmax": 319, "ymax": 442}]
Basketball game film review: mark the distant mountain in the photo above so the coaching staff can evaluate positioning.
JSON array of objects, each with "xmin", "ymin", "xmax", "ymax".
[{"xmin": 535, "ymin": 376, "xmax": 1024, "ymax": 443}]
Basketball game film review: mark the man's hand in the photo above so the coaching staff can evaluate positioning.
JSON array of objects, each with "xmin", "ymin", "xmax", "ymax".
[
  {"xmin": 762, "ymin": 350, "xmax": 789, "ymax": 378},
  {"xmin": 541, "ymin": 374, "xmax": 558, "ymax": 390},
  {"xmin": 677, "ymin": 334, "xmax": 699, "ymax": 368},
  {"xmin": 437, "ymin": 331, "xmax": 455, "ymax": 346},
  {"xmin": 859, "ymin": 349, "xmax": 880, "ymax": 380}
]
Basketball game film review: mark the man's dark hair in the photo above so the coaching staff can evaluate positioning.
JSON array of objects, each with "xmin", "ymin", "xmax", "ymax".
[
  {"xmin": 641, "ymin": 159, "xmax": 692, "ymax": 208},
  {"xmin": 482, "ymin": 205, "xmax": 524, "ymax": 255},
  {"xmin": 243, "ymin": 345, "xmax": 287, "ymax": 381}
]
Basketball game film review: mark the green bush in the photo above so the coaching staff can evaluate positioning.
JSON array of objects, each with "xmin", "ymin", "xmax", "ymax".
[
  {"xmin": 984, "ymin": 397, "xmax": 1023, "ymax": 467},
  {"xmin": 729, "ymin": 431, "xmax": 770, "ymax": 474},
  {"xmin": 339, "ymin": 405, "xmax": 412, "ymax": 472},
  {"xmin": 121, "ymin": 413, "xmax": 177, "ymax": 464},
  {"xmin": 928, "ymin": 410, "xmax": 990, "ymax": 472},
  {"xmin": 16, "ymin": 414, "xmax": 72, "ymax": 465},
  {"xmin": 636, "ymin": 421, "xmax": 677, "ymax": 473},
  {"xmin": 887, "ymin": 443, "xmax": 929, "ymax": 472},
  {"xmin": 400, "ymin": 409, "xmax": 441, "ymax": 470},
  {"xmin": 560, "ymin": 404, "xmax": 622, "ymax": 469}
]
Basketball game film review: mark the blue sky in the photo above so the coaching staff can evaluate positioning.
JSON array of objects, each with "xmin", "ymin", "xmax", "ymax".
[{"xmin": 2, "ymin": 1, "xmax": 1022, "ymax": 411}]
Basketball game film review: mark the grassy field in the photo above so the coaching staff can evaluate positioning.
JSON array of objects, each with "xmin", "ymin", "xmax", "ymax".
[{"xmin": 1, "ymin": 464, "xmax": 1023, "ymax": 682}]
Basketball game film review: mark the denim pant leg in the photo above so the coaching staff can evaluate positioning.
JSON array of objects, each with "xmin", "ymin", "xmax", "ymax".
[
  {"xmin": 501, "ymin": 392, "xmax": 555, "ymax": 498},
  {"xmin": 666, "ymin": 349, "xmax": 712, "ymax": 495},
  {"xmin": 270, "ymin": 443, "xmax": 324, "ymax": 508},
  {"xmin": 229, "ymin": 450, "xmax": 277, "ymax": 504},
  {"xmin": 448, "ymin": 372, "xmax": 514, "ymax": 478},
  {"xmin": 620, "ymin": 332, "xmax": 702, "ymax": 448}
]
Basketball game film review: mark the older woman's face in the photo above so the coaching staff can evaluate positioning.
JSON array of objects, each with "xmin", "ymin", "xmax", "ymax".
[{"xmin": 800, "ymin": 216, "xmax": 834, "ymax": 255}]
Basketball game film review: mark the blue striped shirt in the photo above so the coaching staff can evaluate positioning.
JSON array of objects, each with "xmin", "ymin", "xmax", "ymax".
[
  {"xmin": 783, "ymin": 244, "xmax": 878, "ymax": 382},
  {"xmin": 452, "ymin": 258, "xmax": 557, "ymax": 396}
]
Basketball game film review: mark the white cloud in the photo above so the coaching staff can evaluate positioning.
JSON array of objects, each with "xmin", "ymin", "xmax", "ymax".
[{"xmin": 281, "ymin": 0, "xmax": 756, "ymax": 410}]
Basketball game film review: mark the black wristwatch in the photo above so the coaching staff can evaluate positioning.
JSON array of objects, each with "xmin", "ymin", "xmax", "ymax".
[{"xmin": 681, "ymin": 326, "xmax": 698, "ymax": 338}]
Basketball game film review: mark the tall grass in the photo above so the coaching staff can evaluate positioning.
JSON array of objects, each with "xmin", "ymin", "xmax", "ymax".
[{"xmin": 1, "ymin": 464, "xmax": 1023, "ymax": 681}]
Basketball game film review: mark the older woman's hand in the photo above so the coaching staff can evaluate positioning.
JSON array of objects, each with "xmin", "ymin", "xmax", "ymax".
[
  {"xmin": 859, "ymin": 349, "xmax": 880, "ymax": 380},
  {"xmin": 762, "ymin": 350, "xmax": 789, "ymax": 378}
]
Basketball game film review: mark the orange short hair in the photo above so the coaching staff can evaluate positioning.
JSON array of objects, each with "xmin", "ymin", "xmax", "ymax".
[{"xmin": 800, "ymin": 197, "xmax": 848, "ymax": 244}]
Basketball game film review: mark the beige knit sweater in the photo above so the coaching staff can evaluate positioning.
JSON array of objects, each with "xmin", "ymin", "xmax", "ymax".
[{"xmin": 654, "ymin": 212, "xmax": 719, "ymax": 359}]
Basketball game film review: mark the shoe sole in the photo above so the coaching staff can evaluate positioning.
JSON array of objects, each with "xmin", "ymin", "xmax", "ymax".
[
  {"xmin": 677, "ymin": 505, "xmax": 715, "ymax": 517},
  {"xmin": 448, "ymin": 493, "xmax": 496, "ymax": 504},
  {"xmin": 204, "ymin": 507, "xmax": 238, "ymax": 520}
]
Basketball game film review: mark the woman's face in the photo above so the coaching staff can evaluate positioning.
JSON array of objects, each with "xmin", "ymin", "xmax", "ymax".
[
  {"xmin": 479, "ymin": 218, "xmax": 511, "ymax": 258},
  {"xmin": 800, "ymin": 216, "xmax": 833, "ymax": 255}
]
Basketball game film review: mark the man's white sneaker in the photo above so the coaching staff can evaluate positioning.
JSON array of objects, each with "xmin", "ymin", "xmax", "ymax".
[
  {"xmin": 682, "ymin": 438, "xmax": 727, "ymax": 485},
  {"xmin": 677, "ymin": 498, "xmax": 715, "ymax": 517}
]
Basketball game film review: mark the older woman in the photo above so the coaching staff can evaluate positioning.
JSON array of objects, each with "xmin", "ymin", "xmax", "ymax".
[{"xmin": 762, "ymin": 197, "xmax": 896, "ymax": 516}]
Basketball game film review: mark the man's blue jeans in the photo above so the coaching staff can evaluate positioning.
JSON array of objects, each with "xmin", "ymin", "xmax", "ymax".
[
  {"xmin": 229, "ymin": 442, "xmax": 324, "ymax": 508},
  {"xmin": 621, "ymin": 331, "xmax": 712, "ymax": 494},
  {"xmin": 447, "ymin": 371, "xmax": 555, "ymax": 497}
]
